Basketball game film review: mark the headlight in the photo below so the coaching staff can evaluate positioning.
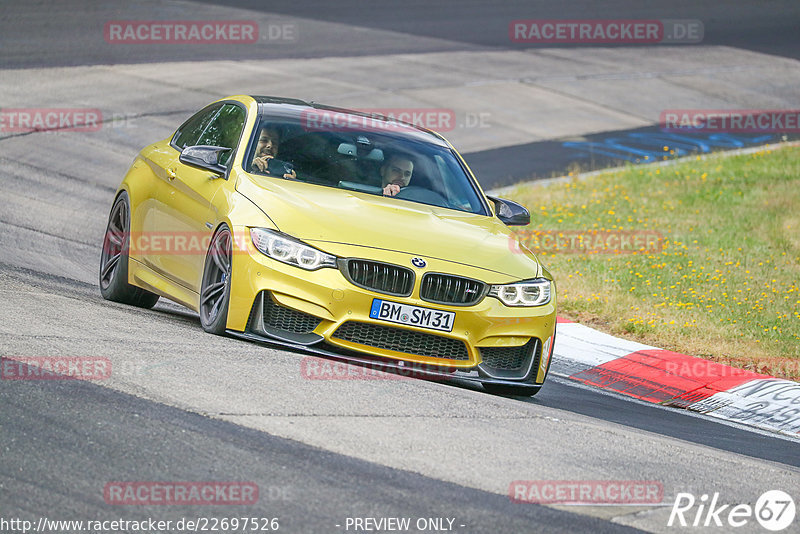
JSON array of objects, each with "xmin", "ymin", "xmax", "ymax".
[
  {"xmin": 250, "ymin": 228, "xmax": 337, "ymax": 270},
  {"xmin": 488, "ymin": 279, "xmax": 551, "ymax": 307}
]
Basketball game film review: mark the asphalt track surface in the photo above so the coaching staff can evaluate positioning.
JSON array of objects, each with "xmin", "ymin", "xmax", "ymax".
[
  {"xmin": 1, "ymin": 2, "xmax": 799, "ymax": 533},
  {"xmin": 1, "ymin": 363, "xmax": 637, "ymax": 534},
  {"xmin": 3, "ymin": 0, "xmax": 799, "ymax": 67}
]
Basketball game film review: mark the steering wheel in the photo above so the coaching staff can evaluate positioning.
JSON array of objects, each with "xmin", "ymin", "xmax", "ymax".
[{"xmin": 395, "ymin": 186, "xmax": 451, "ymax": 207}]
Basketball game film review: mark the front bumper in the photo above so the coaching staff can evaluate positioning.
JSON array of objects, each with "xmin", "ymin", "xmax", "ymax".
[
  {"xmin": 227, "ymin": 229, "xmax": 557, "ymax": 385},
  {"xmin": 227, "ymin": 326, "xmax": 555, "ymax": 390}
]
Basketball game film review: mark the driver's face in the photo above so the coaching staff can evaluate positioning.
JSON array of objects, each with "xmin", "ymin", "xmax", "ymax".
[
  {"xmin": 381, "ymin": 157, "xmax": 414, "ymax": 187},
  {"xmin": 256, "ymin": 128, "xmax": 280, "ymax": 157}
]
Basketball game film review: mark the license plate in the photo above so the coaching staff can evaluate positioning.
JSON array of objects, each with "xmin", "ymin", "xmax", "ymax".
[{"xmin": 369, "ymin": 299, "xmax": 455, "ymax": 332}]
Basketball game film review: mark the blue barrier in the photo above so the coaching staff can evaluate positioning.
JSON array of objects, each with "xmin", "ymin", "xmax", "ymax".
[{"xmin": 564, "ymin": 132, "xmax": 775, "ymax": 163}]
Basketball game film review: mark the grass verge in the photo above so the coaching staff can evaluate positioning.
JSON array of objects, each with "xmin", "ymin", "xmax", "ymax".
[{"xmin": 507, "ymin": 145, "xmax": 800, "ymax": 380}]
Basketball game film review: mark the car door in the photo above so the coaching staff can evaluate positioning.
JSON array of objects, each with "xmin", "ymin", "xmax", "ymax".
[
  {"xmin": 139, "ymin": 104, "xmax": 221, "ymax": 279},
  {"xmin": 156, "ymin": 102, "xmax": 246, "ymax": 293}
]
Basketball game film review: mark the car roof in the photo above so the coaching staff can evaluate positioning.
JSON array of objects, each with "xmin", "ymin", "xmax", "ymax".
[{"xmin": 251, "ymin": 95, "xmax": 450, "ymax": 148}]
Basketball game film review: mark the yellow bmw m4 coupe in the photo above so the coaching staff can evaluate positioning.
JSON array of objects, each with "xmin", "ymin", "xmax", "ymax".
[{"xmin": 100, "ymin": 95, "xmax": 556, "ymax": 396}]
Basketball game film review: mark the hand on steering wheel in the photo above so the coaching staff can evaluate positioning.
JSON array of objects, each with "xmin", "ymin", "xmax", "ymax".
[{"xmin": 383, "ymin": 183, "xmax": 402, "ymax": 196}]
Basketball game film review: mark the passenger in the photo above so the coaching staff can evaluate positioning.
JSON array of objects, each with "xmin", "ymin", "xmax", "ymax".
[
  {"xmin": 380, "ymin": 153, "xmax": 414, "ymax": 197},
  {"xmin": 251, "ymin": 126, "xmax": 296, "ymax": 179}
]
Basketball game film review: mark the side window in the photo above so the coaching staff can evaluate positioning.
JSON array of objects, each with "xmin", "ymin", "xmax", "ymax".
[
  {"xmin": 173, "ymin": 103, "xmax": 246, "ymax": 168},
  {"xmin": 173, "ymin": 104, "xmax": 222, "ymax": 150},
  {"xmin": 195, "ymin": 104, "xmax": 246, "ymax": 168}
]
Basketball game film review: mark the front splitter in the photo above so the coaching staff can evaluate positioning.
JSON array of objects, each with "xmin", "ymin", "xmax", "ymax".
[{"xmin": 226, "ymin": 329, "xmax": 544, "ymax": 391}]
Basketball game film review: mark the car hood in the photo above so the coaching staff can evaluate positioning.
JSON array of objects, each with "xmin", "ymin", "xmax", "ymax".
[{"xmin": 237, "ymin": 176, "xmax": 541, "ymax": 280}]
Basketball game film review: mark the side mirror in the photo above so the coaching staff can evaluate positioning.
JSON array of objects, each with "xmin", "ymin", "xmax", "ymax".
[
  {"xmin": 179, "ymin": 145, "xmax": 230, "ymax": 176},
  {"xmin": 487, "ymin": 196, "xmax": 530, "ymax": 226}
]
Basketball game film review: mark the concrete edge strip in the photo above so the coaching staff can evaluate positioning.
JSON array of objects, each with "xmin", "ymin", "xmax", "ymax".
[{"xmin": 553, "ymin": 317, "xmax": 800, "ymax": 437}]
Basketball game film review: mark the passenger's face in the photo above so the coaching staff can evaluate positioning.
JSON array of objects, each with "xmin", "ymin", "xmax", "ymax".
[
  {"xmin": 256, "ymin": 128, "xmax": 280, "ymax": 157},
  {"xmin": 381, "ymin": 157, "xmax": 414, "ymax": 187}
]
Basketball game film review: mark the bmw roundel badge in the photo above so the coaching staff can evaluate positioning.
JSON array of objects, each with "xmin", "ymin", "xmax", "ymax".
[{"xmin": 411, "ymin": 257, "xmax": 427, "ymax": 268}]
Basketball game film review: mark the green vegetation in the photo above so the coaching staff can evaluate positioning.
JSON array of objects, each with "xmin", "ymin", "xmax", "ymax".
[{"xmin": 508, "ymin": 145, "xmax": 800, "ymax": 379}]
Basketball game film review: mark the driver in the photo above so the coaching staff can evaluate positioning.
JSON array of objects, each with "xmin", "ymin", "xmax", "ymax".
[
  {"xmin": 252, "ymin": 126, "xmax": 296, "ymax": 179},
  {"xmin": 380, "ymin": 153, "xmax": 414, "ymax": 196}
]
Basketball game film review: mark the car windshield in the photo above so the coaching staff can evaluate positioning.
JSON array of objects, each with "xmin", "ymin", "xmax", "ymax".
[{"xmin": 244, "ymin": 113, "xmax": 488, "ymax": 215}]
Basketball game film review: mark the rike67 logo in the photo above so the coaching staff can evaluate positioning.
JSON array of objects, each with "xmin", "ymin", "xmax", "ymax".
[{"xmin": 668, "ymin": 490, "xmax": 795, "ymax": 531}]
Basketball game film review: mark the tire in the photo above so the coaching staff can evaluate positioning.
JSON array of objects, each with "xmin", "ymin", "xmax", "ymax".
[
  {"xmin": 199, "ymin": 224, "xmax": 233, "ymax": 335},
  {"xmin": 99, "ymin": 192, "xmax": 160, "ymax": 308},
  {"xmin": 482, "ymin": 383, "xmax": 541, "ymax": 397}
]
